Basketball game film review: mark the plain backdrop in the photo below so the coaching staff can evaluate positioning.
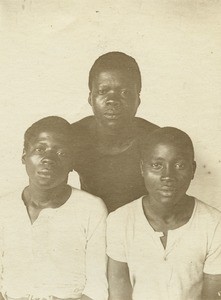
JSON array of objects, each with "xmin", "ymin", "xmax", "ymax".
[{"xmin": 0, "ymin": 0, "xmax": 221, "ymax": 209}]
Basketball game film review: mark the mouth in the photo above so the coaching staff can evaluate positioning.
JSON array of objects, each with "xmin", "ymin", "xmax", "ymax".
[
  {"xmin": 37, "ymin": 169, "xmax": 55, "ymax": 179},
  {"xmin": 104, "ymin": 110, "xmax": 121, "ymax": 120},
  {"xmin": 158, "ymin": 186, "xmax": 176, "ymax": 196}
]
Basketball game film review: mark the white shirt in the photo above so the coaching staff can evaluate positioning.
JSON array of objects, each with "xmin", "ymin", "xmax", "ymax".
[
  {"xmin": 107, "ymin": 197, "xmax": 221, "ymax": 300},
  {"xmin": 0, "ymin": 187, "xmax": 108, "ymax": 300}
]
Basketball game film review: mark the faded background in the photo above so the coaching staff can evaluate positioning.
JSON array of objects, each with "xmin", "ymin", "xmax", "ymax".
[{"xmin": 0, "ymin": 0, "xmax": 221, "ymax": 209}]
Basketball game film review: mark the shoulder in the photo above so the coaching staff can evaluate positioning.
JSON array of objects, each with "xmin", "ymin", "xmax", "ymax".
[
  {"xmin": 133, "ymin": 117, "xmax": 159, "ymax": 136},
  {"xmin": 68, "ymin": 187, "xmax": 108, "ymax": 216},
  {"xmin": 71, "ymin": 116, "xmax": 95, "ymax": 134},
  {"xmin": 0, "ymin": 189, "xmax": 23, "ymax": 217},
  {"xmin": 107, "ymin": 198, "xmax": 141, "ymax": 226},
  {"xmin": 195, "ymin": 198, "xmax": 221, "ymax": 224},
  {"xmin": 71, "ymin": 116, "xmax": 96, "ymax": 150}
]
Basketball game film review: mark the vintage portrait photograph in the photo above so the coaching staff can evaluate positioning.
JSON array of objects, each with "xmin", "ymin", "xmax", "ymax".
[{"xmin": 0, "ymin": 0, "xmax": 221, "ymax": 299}]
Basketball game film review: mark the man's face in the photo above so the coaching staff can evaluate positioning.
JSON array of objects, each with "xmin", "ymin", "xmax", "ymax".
[
  {"xmin": 88, "ymin": 69, "xmax": 140, "ymax": 130},
  {"xmin": 141, "ymin": 142, "xmax": 196, "ymax": 206},
  {"xmin": 22, "ymin": 131, "xmax": 73, "ymax": 190}
]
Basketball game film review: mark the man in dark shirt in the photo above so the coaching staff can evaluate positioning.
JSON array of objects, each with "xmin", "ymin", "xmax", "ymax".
[{"xmin": 72, "ymin": 52, "xmax": 158, "ymax": 212}]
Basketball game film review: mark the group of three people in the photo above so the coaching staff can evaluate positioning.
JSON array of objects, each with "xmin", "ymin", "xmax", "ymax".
[{"xmin": 0, "ymin": 52, "xmax": 221, "ymax": 300}]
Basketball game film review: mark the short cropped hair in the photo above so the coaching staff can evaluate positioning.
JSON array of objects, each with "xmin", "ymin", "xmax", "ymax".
[
  {"xmin": 140, "ymin": 127, "xmax": 195, "ymax": 161},
  {"xmin": 88, "ymin": 51, "xmax": 142, "ymax": 93},
  {"xmin": 24, "ymin": 116, "xmax": 73, "ymax": 150}
]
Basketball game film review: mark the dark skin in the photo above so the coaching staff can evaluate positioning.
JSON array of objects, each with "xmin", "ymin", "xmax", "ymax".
[
  {"xmin": 1, "ymin": 130, "xmax": 93, "ymax": 300},
  {"xmin": 21, "ymin": 131, "xmax": 74, "ymax": 223},
  {"xmin": 140, "ymin": 142, "xmax": 196, "ymax": 248},
  {"xmin": 88, "ymin": 69, "xmax": 140, "ymax": 155},
  {"xmin": 108, "ymin": 259, "xmax": 132, "ymax": 300},
  {"xmin": 142, "ymin": 194, "xmax": 195, "ymax": 248},
  {"xmin": 108, "ymin": 140, "xmax": 221, "ymax": 300},
  {"xmin": 22, "ymin": 184, "xmax": 71, "ymax": 224}
]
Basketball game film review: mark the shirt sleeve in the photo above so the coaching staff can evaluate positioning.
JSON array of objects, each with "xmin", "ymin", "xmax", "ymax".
[
  {"xmin": 83, "ymin": 199, "xmax": 108, "ymax": 300},
  {"xmin": 204, "ymin": 218, "xmax": 221, "ymax": 275},
  {"xmin": 106, "ymin": 210, "xmax": 127, "ymax": 263}
]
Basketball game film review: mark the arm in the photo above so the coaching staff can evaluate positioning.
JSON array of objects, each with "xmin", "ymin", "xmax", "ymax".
[
  {"xmin": 202, "ymin": 273, "xmax": 221, "ymax": 300},
  {"xmin": 108, "ymin": 257, "xmax": 132, "ymax": 300}
]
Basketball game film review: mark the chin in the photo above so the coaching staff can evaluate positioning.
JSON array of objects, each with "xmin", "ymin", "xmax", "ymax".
[
  {"xmin": 102, "ymin": 120, "xmax": 122, "ymax": 130},
  {"xmin": 158, "ymin": 196, "xmax": 177, "ymax": 205}
]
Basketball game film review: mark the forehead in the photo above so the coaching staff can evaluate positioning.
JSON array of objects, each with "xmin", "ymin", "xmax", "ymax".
[
  {"xmin": 29, "ymin": 131, "xmax": 70, "ymax": 146},
  {"xmin": 92, "ymin": 69, "xmax": 135, "ymax": 86},
  {"xmin": 144, "ymin": 141, "xmax": 194, "ymax": 160}
]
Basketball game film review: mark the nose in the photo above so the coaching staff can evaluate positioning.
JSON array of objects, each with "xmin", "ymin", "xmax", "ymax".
[
  {"xmin": 161, "ymin": 165, "xmax": 175, "ymax": 181},
  {"xmin": 106, "ymin": 91, "xmax": 120, "ymax": 107},
  {"xmin": 41, "ymin": 151, "xmax": 56, "ymax": 165}
]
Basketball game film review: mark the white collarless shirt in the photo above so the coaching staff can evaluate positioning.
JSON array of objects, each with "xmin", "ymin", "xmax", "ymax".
[
  {"xmin": 107, "ymin": 197, "xmax": 221, "ymax": 300},
  {"xmin": 0, "ymin": 187, "xmax": 108, "ymax": 300}
]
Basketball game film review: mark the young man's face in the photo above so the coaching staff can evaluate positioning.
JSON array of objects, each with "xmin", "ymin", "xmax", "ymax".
[
  {"xmin": 141, "ymin": 142, "xmax": 196, "ymax": 206},
  {"xmin": 22, "ymin": 131, "xmax": 73, "ymax": 190},
  {"xmin": 88, "ymin": 69, "xmax": 140, "ymax": 130}
]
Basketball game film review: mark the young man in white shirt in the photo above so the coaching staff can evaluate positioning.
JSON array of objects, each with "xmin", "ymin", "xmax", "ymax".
[
  {"xmin": 0, "ymin": 116, "xmax": 108, "ymax": 300},
  {"xmin": 107, "ymin": 126, "xmax": 221, "ymax": 300}
]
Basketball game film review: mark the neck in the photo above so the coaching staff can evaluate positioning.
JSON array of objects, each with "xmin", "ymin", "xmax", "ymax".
[
  {"xmin": 96, "ymin": 119, "xmax": 134, "ymax": 138},
  {"xmin": 143, "ymin": 194, "xmax": 192, "ymax": 221},
  {"xmin": 23, "ymin": 183, "xmax": 70, "ymax": 209},
  {"xmin": 94, "ymin": 121, "xmax": 136, "ymax": 155}
]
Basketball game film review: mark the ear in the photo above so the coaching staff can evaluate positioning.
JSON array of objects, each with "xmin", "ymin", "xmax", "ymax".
[
  {"xmin": 22, "ymin": 149, "xmax": 26, "ymax": 164},
  {"xmin": 140, "ymin": 160, "xmax": 144, "ymax": 177},
  {"xmin": 191, "ymin": 161, "xmax": 197, "ymax": 179},
  {"xmin": 134, "ymin": 94, "xmax": 141, "ymax": 113},
  {"xmin": 88, "ymin": 92, "xmax": 92, "ymax": 106}
]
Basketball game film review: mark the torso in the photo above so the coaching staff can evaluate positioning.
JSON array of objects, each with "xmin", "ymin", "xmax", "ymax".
[
  {"xmin": 0, "ymin": 188, "xmax": 107, "ymax": 298},
  {"xmin": 142, "ymin": 195, "xmax": 195, "ymax": 248},
  {"xmin": 107, "ymin": 198, "xmax": 221, "ymax": 300},
  {"xmin": 71, "ymin": 116, "xmax": 158, "ymax": 212},
  {"xmin": 22, "ymin": 185, "xmax": 72, "ymax": 223}
]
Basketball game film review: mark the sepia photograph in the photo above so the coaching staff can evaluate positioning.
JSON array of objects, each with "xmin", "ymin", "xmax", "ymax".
[{"xmin": 0, "ymin": 0, "xmax": 221, "ymax": 299}]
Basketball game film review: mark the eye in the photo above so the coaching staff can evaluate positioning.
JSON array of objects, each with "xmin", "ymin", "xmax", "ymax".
[
  {"xmin": 175, "ymin": 162, "xmax": 185, "ymax": 170},
  {"xmin": 34, "ymin": 146, "xmax": 45, "ymax": 153},
  {"xmin": 120, "ymin": 89, "xmax": 130, "ymax": 97},
  {"xmin": 56, "ymin": 150, "xmax": 67, "ymax": 157},
  {"xmin": 151, "ymin": 162, "xmax": 163, "ymax": 170},
  {"xmin": 98, "ymin": 88, "xmax": 108, "ymax": 95}
]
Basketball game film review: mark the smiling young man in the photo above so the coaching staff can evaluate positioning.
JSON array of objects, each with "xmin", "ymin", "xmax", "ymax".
[
  {"xmin": 107, "ymin": 127, "xmax": 221, "ymax": 300},
  {"xmin": 71, "ymin": 51, "xmax": 158, "ymax": 212},
  {"xmin": 0, "ymin": 116, "xmax": 107, "ymax": 300}
]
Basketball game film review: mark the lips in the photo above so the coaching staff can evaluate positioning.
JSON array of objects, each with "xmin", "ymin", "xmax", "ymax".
[
  {"xmin": 104, "ymin": 109, "xmax": 121, "ymax": 120},
  {"xmin": 158, "ymin": 186, "xmax": 176, "ymax": 197},
  {"xmin": 37, "ymin": 168, "xmax": 55, "ymax": 178},
  {"xmin": 160, "ymin": 186, "xmax": 176, "ymax": 191}
]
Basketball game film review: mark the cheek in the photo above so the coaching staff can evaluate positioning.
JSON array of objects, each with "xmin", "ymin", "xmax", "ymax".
[
  {"xmin": 24, "ymin": 161, "xmax": 35, "ymax": 176},
  {"xmin": 61, "ymin": 159, "xmax": 73, "ymax": 173},
  {"xmin": 178, "ymin": 171, "xmax": 193, "ymax": 183},
  {"xmin": 25, "ymin": 157, "xmax": 35, "ymax": 168},
  {"xmin": 143, "ymin": 172, "xmax": 159, "ymax": 187},
  {"xmin": 125, "ymin": 99, "xmax": 139, "ymax": 115},
  {"xmin": 91, "ymin": 95, "xmax": 105, "ymax": 105},
  {"xmin": 91, "ymin": 99, "xmax": 106, "ymax": 114},
  {"xmin": 24, "ymin": 155, "xmax": 41, "ymax": 173}
]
